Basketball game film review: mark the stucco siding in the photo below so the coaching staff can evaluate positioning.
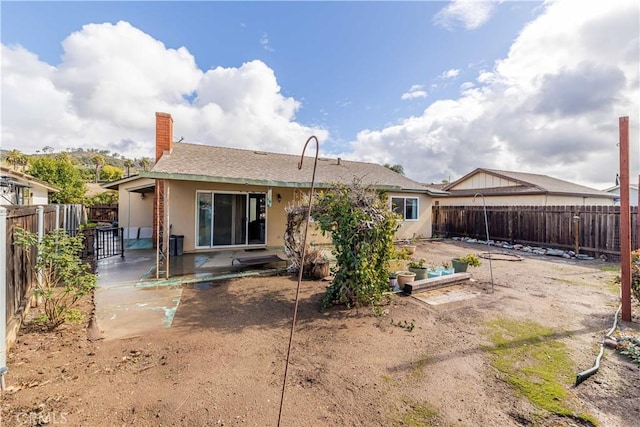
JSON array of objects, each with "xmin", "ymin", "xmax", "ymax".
[
  {"xmin": 389, "ymin": 192, "xmax": 433, "ymax": 239},
  {"xmin": 118, "ymin": 178, "xmax": 155, "ymax": 232}
]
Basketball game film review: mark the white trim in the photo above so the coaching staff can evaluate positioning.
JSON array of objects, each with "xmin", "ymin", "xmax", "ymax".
[{"xmin": 391, "ymin": 196, "xmax": 419, "ymax": 221}]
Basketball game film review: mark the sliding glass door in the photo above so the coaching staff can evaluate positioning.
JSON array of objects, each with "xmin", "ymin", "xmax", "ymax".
[{"xmin": 196, "ymin": 191, "xmax": 266, "ymax": 248}]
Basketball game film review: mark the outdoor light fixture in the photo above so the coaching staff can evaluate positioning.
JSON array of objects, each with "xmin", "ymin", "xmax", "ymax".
[
  {"xmin": 140, "ymin": 192, "xmax": 145, "ymax": 200},
  {"xmin": 277, "ymin": 193, "xmax": 282, "ymax": 203}
]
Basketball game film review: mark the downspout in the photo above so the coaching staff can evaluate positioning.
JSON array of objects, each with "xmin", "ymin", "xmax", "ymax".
[{"xmin": 0, "ymin": 207, "xmax": 8, "ymax": 390}]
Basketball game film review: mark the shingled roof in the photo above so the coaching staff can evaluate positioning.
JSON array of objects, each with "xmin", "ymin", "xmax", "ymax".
[
  {"xmin": 143, "ymin": 142, "xmax": 436, "ymax": 193},
  {"xmin": 443, "ymin": 168, "xmax": 616, "ymax": 199}
]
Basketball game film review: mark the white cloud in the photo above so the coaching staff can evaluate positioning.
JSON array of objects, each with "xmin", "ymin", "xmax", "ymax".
[
  {"xmin": 350, "ymin": 0, "xmax": 640, "ymax": 189},
  {"xmin": 401, "ymin": 84, "xmax": 428, "ymax": 100},
  {"xmin": 260, "ymin": 33, "xmax": 274, "ymax": 52},
  {"xmin": 439, "ymin": 68, "xmax": 460, "ymax": 79},
  {"xmin": 434, "ymin": 0, "xmax": 502, "ymax": 31},
  {"xmin": 1, "ymin": 21, "xmax": 326, "ymax": 159}
]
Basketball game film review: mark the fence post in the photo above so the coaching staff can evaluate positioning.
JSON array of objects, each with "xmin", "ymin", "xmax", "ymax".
[
  {"xmin": 36, "ymin": 206, "xmax": 44, "ymax": 307},
  {"xmin": 55, "ymin": 205, "xmax": 60, "ymax": 230},
  {"xmin": 0, "ymin": 206, "xmax": 8, "ymax": 390}
]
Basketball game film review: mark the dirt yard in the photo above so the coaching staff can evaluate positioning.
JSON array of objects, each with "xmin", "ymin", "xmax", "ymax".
[{"xmin": 2, "ymin": 240, "xmax": 639, "ymax": 426}]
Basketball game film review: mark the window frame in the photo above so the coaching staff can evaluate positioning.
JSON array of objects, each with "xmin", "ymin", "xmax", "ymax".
[{"xmin": 390, "ymin": 196, "xmax": 419, "ymax": 221}]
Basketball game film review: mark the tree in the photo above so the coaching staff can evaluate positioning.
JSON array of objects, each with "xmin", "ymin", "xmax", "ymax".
[
  {"xmin": 123, "ymin": 159, "xmax": 135, "ymax": 177},
  {"xmin": 42, "ymin": 145, "xmax": 55, "ymax": 154},
  {"xmin": 100, "ymin": 164, "xmax": 123, "ymax": 181},
  {"xmin": 13, "ymin": 227, "xmax": 96, "ymax": 330},
  {"xmin": 138, "ymin": 157, "xmax": 152, "ymax": 171},
  {"xmin": 5, "ymin": 149, "xmax": 27, "ymax": 170},
  {"xmin": 384, "ymin": 163, "xmax": 404, "ymax": 175},
  {"xmin": 91, "ymin": 154, "xmax": 105, "ymax": 183},
  {"xmin": 28, "ymin": 156, "xmax": 86, "ymax": 203}
]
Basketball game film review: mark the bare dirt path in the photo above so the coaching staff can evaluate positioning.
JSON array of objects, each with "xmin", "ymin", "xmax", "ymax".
[{"xmin": 2, "ymin": 240, "xmax": 639, "ymax": 426}]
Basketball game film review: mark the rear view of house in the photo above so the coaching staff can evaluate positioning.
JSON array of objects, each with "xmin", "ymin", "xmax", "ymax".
[{"xmin": 105, "ymin": 113, "xmax": 443, "ymax": 254}]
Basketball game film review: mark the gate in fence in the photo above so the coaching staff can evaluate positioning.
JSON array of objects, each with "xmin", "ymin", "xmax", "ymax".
[
  {"xmin": 70, "ymin": 226, "xmax": 124, "ymax": 271},
  {"xmin": 95, "ymin": 227, "xmax": 125, "ymax": 260}
]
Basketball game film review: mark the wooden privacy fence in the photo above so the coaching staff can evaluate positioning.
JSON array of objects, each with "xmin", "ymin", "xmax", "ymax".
[
  {"xmin": 433, "ymin": 205, "xmax": 638, "ymax": 260},
  {"xmin": 2, "ymin": 204, "xmax": 85, "ymax": 348},
  {"xmin": 86, "ymin": 203, "xmax": 118, "ymax": 223}
]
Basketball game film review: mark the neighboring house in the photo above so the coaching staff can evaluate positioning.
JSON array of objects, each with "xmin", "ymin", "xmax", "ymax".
[
  {"xmin": 104, "ymin": 112, "xmax": 445, "ymax": 253},
  {"xmin": 603, "ymin": 184, "xmax": 639, "ymax": 206},
  {"xmin": 0, "ymin": 165, "xmax": 59, "ymax": 206},
  {"xmin": 435, "ymin": 168, "xmax": 617, "ymax": 206}
]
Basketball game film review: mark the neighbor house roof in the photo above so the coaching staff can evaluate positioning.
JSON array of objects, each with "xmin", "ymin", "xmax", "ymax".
[
  {"xmin": 442, "ymin": 168, "xmax": 616, "ymax": 199},
  {"xmin": 136, "ymin": 142, "xmax": 437, "ymax": 194},
  {"xmin": 603, "ymin": 183, "xmax": 639, "ymax": 192},
  {"xmin": 0, "ymin": 165, "xmax": 60, "ymax": 192}
]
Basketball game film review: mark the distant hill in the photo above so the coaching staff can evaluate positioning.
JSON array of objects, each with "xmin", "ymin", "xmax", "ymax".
[{"xmin": 0, "ymin": 148, "xmax": 148, "ymax": 177}]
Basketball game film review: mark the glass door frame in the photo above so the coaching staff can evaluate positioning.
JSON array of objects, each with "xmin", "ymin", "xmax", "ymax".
[{"xmin": 195, "ymin": 190, "xmax": 267, "ymax": 249}]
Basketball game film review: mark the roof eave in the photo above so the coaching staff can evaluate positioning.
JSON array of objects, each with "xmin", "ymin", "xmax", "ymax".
[{"xmin": 142, "ymin": 171, "xmax": 428, "ymax": 193}]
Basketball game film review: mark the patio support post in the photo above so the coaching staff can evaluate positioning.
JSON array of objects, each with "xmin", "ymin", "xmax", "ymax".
[
  {"xmin": 619, "ymin": 116, "xmax": 631, "ymax": 322},
  {"xmin": 165, "ymin": 180, "xmax": 170, "ymax": 279}
]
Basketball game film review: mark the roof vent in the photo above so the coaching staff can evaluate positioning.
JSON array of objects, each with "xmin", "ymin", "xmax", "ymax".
[
  {"xmin": 253, "ymin": 151, "xmax": 269, "ymax": 155},
  {"xmin": 337, "ymin": 157, "xmax": 341, "ymax": 165}
]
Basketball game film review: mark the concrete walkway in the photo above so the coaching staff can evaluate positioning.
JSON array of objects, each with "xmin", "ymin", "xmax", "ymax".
[{"xmin": 94, "ymin": 248, "xmax": 288, "ymax": 340}]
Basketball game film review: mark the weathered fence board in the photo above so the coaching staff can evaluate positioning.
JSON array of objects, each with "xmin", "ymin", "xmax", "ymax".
[
  {"xmin": 86, "ymin": 204, "xmax": 118, "ymax": 223},
  {"xmin": 3, "ymin": 204, "xmax": 86, "ymax": 348},
  {"xmin": 433, "ymin": 205, "xmax": 637, "ymax": 260}
]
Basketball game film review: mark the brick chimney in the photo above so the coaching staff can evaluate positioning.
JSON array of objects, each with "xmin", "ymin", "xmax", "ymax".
[
  {"xmin": 155, "ymin": 112, "xmax": 173, "ymax": 163},
  {"xmin": 153, "ymin": 112, "xmax": 173, "ymax": 249}
]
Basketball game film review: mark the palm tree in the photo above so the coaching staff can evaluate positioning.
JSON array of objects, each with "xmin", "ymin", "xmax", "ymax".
[
  {"xmin": 123, "ymin": 159, "xmax": 135, "ymax": 177},
  {"xmin": 6, "ymin": 149, "xmax": 26, "ymax": 169},
  {"xmin": 138, "ymin": 157, "xmax": 152, "ymax": 172},
  {"xmin": 91, "ymin": 154, "xmax": 105, "ymax": 183}
]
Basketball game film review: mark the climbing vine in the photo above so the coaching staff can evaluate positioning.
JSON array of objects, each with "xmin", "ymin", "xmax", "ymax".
[{"xmin": 284, "ymin": 179, "xmax": 399, "ymax": 309}]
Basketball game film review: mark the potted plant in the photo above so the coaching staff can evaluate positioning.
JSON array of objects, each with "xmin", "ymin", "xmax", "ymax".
[
  {"xmin": 441, "ymin": 261, "xmax": 454, "ymax": 275},
  {"xmin": 451, "ymin": 253, "xmax": 481, "ymax": 273},
  {"xmin": 395, "ymin": 270, "xmax": 416, "ymax": 289},
  {"xmin": 408, "ymin": 258, "xmax": 429, "ymax": 280}
]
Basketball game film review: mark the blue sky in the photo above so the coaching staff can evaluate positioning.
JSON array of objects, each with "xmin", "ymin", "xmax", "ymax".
[{"xmin": 2, "ymin": 1, "xmax": 639, "ymax": 188}]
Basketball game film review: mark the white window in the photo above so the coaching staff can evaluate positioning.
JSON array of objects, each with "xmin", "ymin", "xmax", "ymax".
[{"xmin": 391, "ymin": 196, "xmax": 419, "ymax": 220}]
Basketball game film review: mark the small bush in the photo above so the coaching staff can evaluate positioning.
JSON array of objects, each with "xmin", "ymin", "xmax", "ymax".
[
  {"xmin": 457, "ymin": 253, "xmax": 481, "ymax": 267},
  {"xmin": 13, "ymin": 227, "xmax": 97, "ymax": 330}
]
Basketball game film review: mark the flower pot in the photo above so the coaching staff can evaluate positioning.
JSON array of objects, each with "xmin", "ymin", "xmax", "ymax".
[
  {"xmin": 427, "ymin": 268, "xmax": 441, "ymax": 278},
  {"xmin": 452, "ymin": 259, "xmax": 468, "ymax": 273},
  {"xmin": 388, "ymin": 273, "xmax": 398, "ymax": 289},
  {"xmin": 441, "ymin": 267, "xmax": 455, "ymax": 276},
  {"xmin": 395, "ymin": 271, "xmax": 416, "ymax": 289},
  {"xmin": 408, "ymin": 267, "xmax": 428, "ymax": 280}
]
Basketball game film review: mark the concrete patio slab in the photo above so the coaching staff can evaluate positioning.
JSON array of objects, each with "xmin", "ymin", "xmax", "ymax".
[{"xmin": 93, "ymin": 247, "xmax": 289, "ymax": 340}]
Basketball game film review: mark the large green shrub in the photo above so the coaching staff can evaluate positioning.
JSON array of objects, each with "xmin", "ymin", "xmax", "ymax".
[
  {"xmin": 13, "ymin": 227, "xmax": 97, "ymax": 329},
  {"xmin": 312, "ymin": 180, "xmax": 399, "ymax": 308}
]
